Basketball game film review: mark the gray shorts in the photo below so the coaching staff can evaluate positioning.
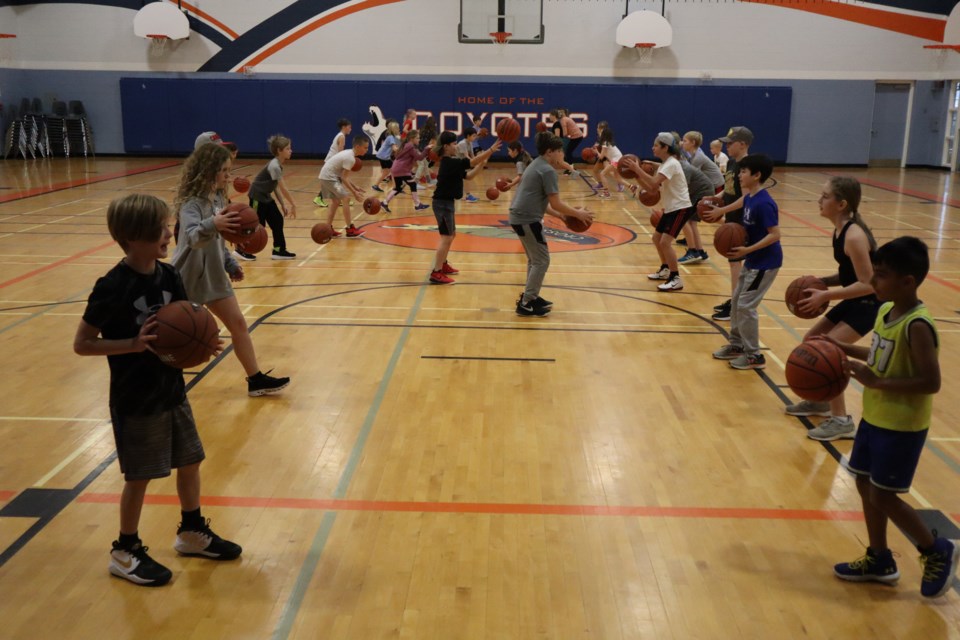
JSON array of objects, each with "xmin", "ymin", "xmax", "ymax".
[
  {"xmin": 111, "ymin": 400, "xmax": 205, "ymax": 481},
  {"xmin": 320, "ymin": 179, "xmax": 348, "ymax": 201},
  {"xmin": 433, "ymin": 199, "xmax": 456, "ymax": 235}
]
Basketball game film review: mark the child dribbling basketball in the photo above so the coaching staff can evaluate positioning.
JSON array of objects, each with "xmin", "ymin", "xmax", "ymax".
[
  {"xmin": 172, "ymin": 143, "xmax": 290, "ymax": 396},
  {"xmin": 248, "ymin": 134, "xmax": 297, "ymax": 260},
  {"xmin": 74, "ymin": 194, "xmax": 241, "ymax": 586},
  {"xmin": 825, "ymin": 237, "xmax": 957, "ymax": 599},
  {"xmin": 318, "ymin": 136, "xmax": 369, "ymax": 237}
]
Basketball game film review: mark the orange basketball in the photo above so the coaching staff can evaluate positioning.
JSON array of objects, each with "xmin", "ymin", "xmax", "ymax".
[
  {"xmin": 565, "ymin": 214, "xmax": 591, "ymax": 233},
  {"xmin": 311, "ymin": 222, "xmax": 335, "ymax": 244},
  {"xmin": 232, "ymin": 176, "xmax": 251, "ymax": 193},
  {"xmin": 351, "ymin": 158, "xmax": 363, "ymax": 171},
  {"xmin": 640, "ymin": 161, "xmax": 657, "ymax": 176},
  {"xmin": 581, "ymin": 147, "xmax": 598, "ymax": 163},
  {"xmin": 535, "ymin": 121, "xmax": 548, "ymax": 133},
  {"xmin": 617, "ymin": 154, "xmax": 640, "ymax": 179},
  {"xmin": 638, "ymin": 189, "xmax": 660, "ymax": 207},
  {"xmin": 785, "ymin": 275, "xmax": 829, "ymax": 319},
  {"xmin": 152, "ymin": 301, "xmax": 220, "ymax": 369},
  {"xmin": 495, "ymin": 118, "xmax": 521, "ymax": 143},
  {"xmin": 696, "ymin": 195, "xmax": 723, "ymax": 221},
  {"xmin": 649, "ymin": 210, "xmax": 662, "ymax": 228},
  {"xmin": 363, "ymin": 197, "xmax": 381, "ymax": 215},
  {"xmin": 785, "ymin": 340, "xmax": 850, "ymax": 402},
  {"xmin": 237, "ymin": 224, "xmax": 268, "ymax": 254},
  {"xmin": 478, "ymin": 127, "xmax": 490, "ymax": 138},
  {"xmin": 495, "ymin": 177, "xmax": 511, "ymax": 192},
  {"xmin": 427, "ymin": 148, "xmax": 439, "ymax": 163},
  {"xmin": 219, "ymin": 203, "xmax": 259, "ymax": 244},
  {"xmin": 712, "ymin": 222, "xmax": 747, "ymax": 257},
  {"xmin": 486, "ymin": 187, "xmax": 500, "ymax": 201}
]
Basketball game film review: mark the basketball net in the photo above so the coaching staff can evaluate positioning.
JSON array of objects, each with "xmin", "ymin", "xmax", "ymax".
[
  {"xmin": 490, "ymin": 31, "xmax": 511, "ymax": 51},
  {"xmin": 147, "ymin": 34, "xmax": 170, "ymax": 55},
  {"xmin": 634, "ymin": 43, "xmax": 654, "ymax": 65}
]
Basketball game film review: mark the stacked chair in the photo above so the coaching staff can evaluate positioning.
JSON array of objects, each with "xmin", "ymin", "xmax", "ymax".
[{"xmin": 3, "ymin": 98, "xmax": 94, "ymax": 158}]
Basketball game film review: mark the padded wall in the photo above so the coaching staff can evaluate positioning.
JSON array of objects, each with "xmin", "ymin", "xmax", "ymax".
[{"xmin": 121, "ymin": 78, "xmax": 791, "ymax": 161}]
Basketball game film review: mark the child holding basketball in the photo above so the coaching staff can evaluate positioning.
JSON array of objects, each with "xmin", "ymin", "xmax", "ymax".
[
  {"xmin": 504, "ymin": 141, "xmax": 532, "ymax": 190},
  {"xmin": 591, "ymin": 126, "xmax": 627, "ymax": 198},
  {"xmin": 825, "ymin": 236, "xmax": 957, "ymax": 598},
  {"xmin": 248, "ymin": 134, "xmax": 297, "ymax": 260},
  {"xmin": 510, "ymin": 132, "xmax": 593, "ymax": 316},
  {"xmin": 711, "ymin": 154, "xmax": 781, "ymax": 370},
  {"xmin": 172, "ymin": 143, "xmax": 290, "ymax": 396},
  {"xmin": 620, "ymin": 132, "xmax": 692, "ymax": 292},
  {"xmin": 313, "ymin": 118, "xmax": 352, "ymax": 207},
  {"xmin": 381, "ymin": 129, "xmax": 429, "ymax": 214},
  {"xmin": 318, "ymin": 136, "xmax": 369, "ymax": 236},
  {"xmin": 427, "ymin": 131, "xmax": 502, "ymax": 284},
  {"xmin": 789, "ymin": 177, "xmax": 880, "ymax": 441},
  {"xmin": 74, "ymin": 193, "xmax": 241, "ymax": 587}
]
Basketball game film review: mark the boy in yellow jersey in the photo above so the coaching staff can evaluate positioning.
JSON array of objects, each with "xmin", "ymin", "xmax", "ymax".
[{"xmin": 824, "ymin": 237, "xmax": 957, "ymax": 597}]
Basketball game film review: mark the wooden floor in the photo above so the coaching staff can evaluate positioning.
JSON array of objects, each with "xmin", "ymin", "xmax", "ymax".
[{"xmin": 1, "ymin": 157, "xmax": 959, "ymax": 639}]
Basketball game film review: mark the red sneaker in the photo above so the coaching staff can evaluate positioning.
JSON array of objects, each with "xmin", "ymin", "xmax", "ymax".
[
  {"xmin": 429, "ymin": 270, "xmax": 455, "ymax": 285},
  {"xmin": 329, "ymin": 228, "xmax": 342, "ymax": 237},
  {"xmin": 345, "ymin": 225, "xmax": 364, "ymax": 238},
  {"xmin": 441, "ymin": 261, "xmax": 459, "ymax": 275}
]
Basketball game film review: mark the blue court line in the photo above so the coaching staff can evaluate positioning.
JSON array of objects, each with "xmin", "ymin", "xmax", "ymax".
[{"xmin": 271, "ymin": 281, "xmax": 429, "ymax": 640}]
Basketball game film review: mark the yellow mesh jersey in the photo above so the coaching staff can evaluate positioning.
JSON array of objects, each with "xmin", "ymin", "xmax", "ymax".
[{"xmin": 862, "ymin": 302, "xmax": 938, "ymax": 432}]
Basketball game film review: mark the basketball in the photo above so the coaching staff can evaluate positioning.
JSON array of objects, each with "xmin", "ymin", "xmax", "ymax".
[
  {"xmin": 495, "ymin": 118, "xmax": 522, "ymax": 143},
  {"xmin": 237, "ymin": 224, "xmax": 268, "ymax": 254},
  {"xmin": 535, "ymin": 121, "xmax": 548, "ymax": 133},
  {"xmin": 640, "ymin": 161, "xmax": 657, "ymax": 176},
  {"xmin": 565, "ymin": 214, "xmax": 591, "ymax": 233},
  {"xmin": 581, "ymin": 147, "xmax": 598, "ymax": 163},
  {"xmin": 363, "ymin": 197, "xmax": 382, "ymax": 215},
  {"xmin": 713, "ymin": 222, "xmax": 747, "ymax": 257},
  {"xmin": 785, "ymin": 340, "xmax": 850, "ymax": 402},
  {"xmin": 311, "ymin": 222, "xmax": 335, "ymax": 244},
  {"xmin": 649, "ymin": 210, "xmax": 662, "ymax": 228},
  {"xmin": 486, "ymin": 187, "xmax": 500, "ymax": 200},
  {"xmin": 638, "ymin": 189, "xmax": 660, "ymax": 207},
  {"xmin": 152, "ymin": 301, "xmax": 220, "ymax": 369},
  {"xmin": 219, "ymin": 203, "xmax": 259, "ymax": 244},
  {"xmin": 232, "ymin": 176, "xmax": 250, "ymax": 193},
  {"xmin": 478, "ymin": 127, "xmax": 489, "ymax": 138},
  {"xmin": 496, "ymin": 177, "xmax": 511, "ymax": 192},
  {"xmin": 427, "ymin": 148, "xmax": 439, "ymax": 163},
  {"xmin": 617, "ymin": 154, "xmax": 640, "ymax": 179},
  {"xmin": 351, "ymin": 158, "xmax": 363, "ymax": 171},
  {"xmin": 696, "ymin": 195, "xmax": 723, "ymax": 221},
  {"xmin": 785, "ymin": 275, "xmax": 829, "ymax": 319}
]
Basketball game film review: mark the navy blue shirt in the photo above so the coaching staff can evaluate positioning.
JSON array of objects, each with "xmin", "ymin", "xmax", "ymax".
[{"xmin": 742, "ymin": 190, "xmax": 783, "ymax": 270}]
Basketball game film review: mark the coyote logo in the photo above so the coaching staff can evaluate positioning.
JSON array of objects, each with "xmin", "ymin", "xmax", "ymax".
[{"xmin": 362, "ymin": 105, "xmax": 389, "ymax": 152}]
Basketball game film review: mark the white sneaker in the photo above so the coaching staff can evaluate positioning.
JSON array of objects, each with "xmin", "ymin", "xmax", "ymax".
[
  {"xmin": 785, "ymin": 399, "xmax": 831, "ymax": 417},
  {"xmin": 807, "ymin": 415, "xmax": 856, "ymax": 441},
  {"xmin": 647, "ymin": 267, "xmax": 669, "ymax": 280},
  {"xmin": 657, "ymin": 276, "xmax": 683, "ymax": 291}
]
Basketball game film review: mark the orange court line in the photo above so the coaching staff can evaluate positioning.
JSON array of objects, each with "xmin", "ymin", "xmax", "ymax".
[
  {"xmin": 741, "ymin": 0, "xmax": 944, "ymax": 41},
  {"xmin": 0, "ymin": 161, "xmax": 181, "ymax": 203},
  {"xmin": 0, "ymin": 240, "xmax": 116, "ymax": 290},
  {"xmin": 78, "ymin": 492, "xmax": 865, "ymax": 522},
  {"xmin": 0, "ymin": 490, "xmax": 15, "ymax": 502},
  {"xmin": 175, "ymin": 0, "xmax": 240, "ymax": 39}
]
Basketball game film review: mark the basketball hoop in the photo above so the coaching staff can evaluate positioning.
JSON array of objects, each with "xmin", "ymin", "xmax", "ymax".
[
  {"xmin": 0, "ymin": 34, "xmax": 15, "ymax": 66},
  {"xmin": 634, "ymin": 42, "xmax": 655, "ymax": 65},
  {"xmin": 490, "ymin": 31, "xmax": 512, "ymax": 49},
  {"xmin": 147, "ymin": 34, "xmax": 170, "ymax": 55}
]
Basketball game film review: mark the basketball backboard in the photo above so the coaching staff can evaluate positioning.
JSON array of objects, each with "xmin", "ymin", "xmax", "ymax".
[
  {"xmin": 133, "ymin": 2, "xmax": 190, "ymax": 40},
  {"xmin": 459, "ymin": 0, "xmax": 544, "ymax": 44},
  {"xmin": 615, "ymin": 10, "xmax": 672, "ymax": 49}
]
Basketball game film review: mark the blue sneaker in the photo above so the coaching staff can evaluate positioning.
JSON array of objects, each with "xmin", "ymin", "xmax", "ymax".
[
  {"xmin": 465, "ymin": 194, "xmax": 479, "ymax": 203},
  {"xmin": 834, "ymin": 547, "xmax": 899, "ymax": 584},
  {"xmin": 677, "ymin": 249, "xmax": 702, "ymax": 264},
  {"xmin": 920, "ymin": 535, "xmax": 960, "ymax": 598},
  {"xmin": 414, "ymin": 203, "xmax": 430, "ymax": 211}
]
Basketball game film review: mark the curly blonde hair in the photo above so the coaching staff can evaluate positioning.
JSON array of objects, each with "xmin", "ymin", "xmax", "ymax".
[{"xmin": 174, "ymin": 143, "xmax": 231, "ymax": 212}]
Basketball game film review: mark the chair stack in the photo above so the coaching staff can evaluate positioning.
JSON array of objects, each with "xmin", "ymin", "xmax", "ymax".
[{"xmin": 2, "ymin": 98, "xmax": 95, "ymax": 158}]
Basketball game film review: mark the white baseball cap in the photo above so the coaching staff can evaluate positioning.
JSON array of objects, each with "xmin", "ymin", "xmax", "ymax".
[{"xmin": 194, "ymin": 131, "xmax": 222, "ymax": 150}]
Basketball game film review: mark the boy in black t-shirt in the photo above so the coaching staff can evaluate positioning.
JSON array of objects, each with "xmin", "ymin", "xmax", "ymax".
[{"xmin": 74, "ymin": 194, "xmax": 241, "ymax": 587}]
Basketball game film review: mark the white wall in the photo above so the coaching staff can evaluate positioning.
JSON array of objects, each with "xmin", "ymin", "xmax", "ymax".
[{"xmin": 2, "ymin": 0, "xmax": 959, "ymax": 79}]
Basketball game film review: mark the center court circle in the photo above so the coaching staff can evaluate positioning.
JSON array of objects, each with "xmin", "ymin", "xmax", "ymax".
[{"xmin": 358, "ymin": 213, "xmax": 636, "ymax": 254}]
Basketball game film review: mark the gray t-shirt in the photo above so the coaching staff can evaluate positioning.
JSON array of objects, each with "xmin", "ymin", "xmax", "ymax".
[
  {"xmin": 681, "ymin": 159, "xmax": 715, "ymax": 205},
  {"xmin": 248, "ymin": 158, "xmax": 282, "ymax": 203},
  {"xmin": 509, "ymin": 156, "xmax": 558, "ymax": 225},
  {"xmin": 688, "ymin": 148, "xmax": 725, "ymax": 189}
]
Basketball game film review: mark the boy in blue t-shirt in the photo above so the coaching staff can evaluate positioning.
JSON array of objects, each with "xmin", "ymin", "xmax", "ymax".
[{"xmin": 712, "ymin": 154, "xmax": 781, "ymax": 370}]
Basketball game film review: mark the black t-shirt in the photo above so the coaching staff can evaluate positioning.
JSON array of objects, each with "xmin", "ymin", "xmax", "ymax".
[
  {"xmin": 82, "ymin": 261, "xmax": 188, "ymax": 416},
  {"xmin": 723, "ymin": 156, "xmax": 744, "ymax": 223},
  {"xmin": 433, "ymin": 157, "xmax": 472, "ymax": 200}
]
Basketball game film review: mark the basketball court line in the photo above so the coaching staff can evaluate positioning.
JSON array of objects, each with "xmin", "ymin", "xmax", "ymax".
[
  {"xmin": 0, "ymin": 161, "xmax": 180, "ymax": 203},
  {"xmin": 0, "ymin": 240, "xmax": 115, "ymax": 290}
]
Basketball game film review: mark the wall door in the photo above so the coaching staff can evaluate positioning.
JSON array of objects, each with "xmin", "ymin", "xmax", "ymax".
[{"xmin": 869, "ymin": 83, "xmax": 911, "ymax": 167}]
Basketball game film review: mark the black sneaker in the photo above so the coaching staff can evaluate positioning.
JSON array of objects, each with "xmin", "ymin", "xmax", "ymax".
[
  {"xmin": 713, "ymin": 299, "xmax": 731, "ymax": 312},
  {"xmin": 174, "ymin": 518, "xmax": 242, "ymax": 560},
  {"xmin": 532, "ymin": 296, "xmax": 553, "ymax": 310},
  {"xmin": 381, "ymin": 202, "xmax": 392, "ymax": 214},
  {"xmin": 247, "ymin": 369, "xmax": 290, "ymax": 397},
  {"xmin": 271, "ymin": 249, "xmax": 296, "ymax": 260},
  {"xmin": 109, "ymin": 541, "xmax": 172, "ymax": 587},
  {"xmin": 234, "ymin": 249, "xmax": 256, "ymax": 262},
  {"xmin": 676, "ymin": 238, "xmax": 688, "ymax": 246},
  {"xmin": 516, "ymin": 297, "xmax": 550, "ymax": 317},
  {"xmin": 712, "ymin": 300, "xmax": 731, "ymax": 321}
]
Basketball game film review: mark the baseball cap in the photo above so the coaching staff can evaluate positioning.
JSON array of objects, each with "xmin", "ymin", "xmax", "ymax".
[
  {"xmin": 719, "ymin": 126, "xmax": 754, "ymax": 145},
  {"xmin": 194, "ymin": 131, "xmax": 222, "ymax": 150}
]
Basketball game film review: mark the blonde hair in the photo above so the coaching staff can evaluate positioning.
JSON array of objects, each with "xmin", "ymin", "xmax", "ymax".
[
  {"xmin": 175, "ymin": 143, "xmax": 231, "ymax": 212},
  {"xmin": 268, "ymin": 134, "xmax": 291, "ymax": 156},
  {"xmin": 387, "ymin": 121, "xmax": 400, "ymax": 137},
  {"xmin": 107, "ymin": 194, "xmax": 170, "ymax": 251},
  {"xmin": 683, "ymin": 131, "xmax": 703, "ymax": 147}
]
